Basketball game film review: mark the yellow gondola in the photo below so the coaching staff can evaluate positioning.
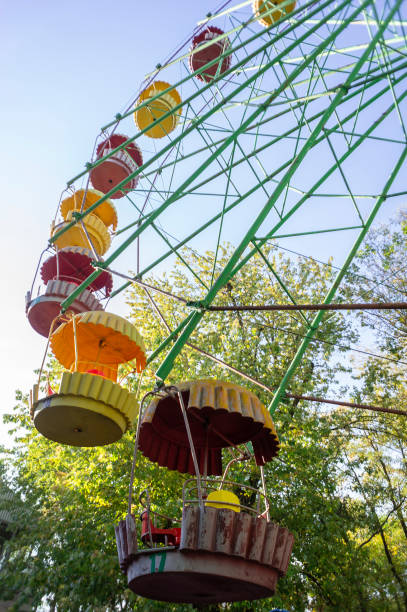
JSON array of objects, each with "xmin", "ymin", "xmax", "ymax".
[
  {"xmin": 31, "ymin": 372, "xmax": 138, "ymax": 446},
  {"xmin": 134, "ymin": 81, "xmax": 182, "ymax": 139},
  {"xmin": 253, "ymin": 0, "xmax": 296, "ymax": 27},
  {"xmin": 60, "ymin": 188, "xmax": 118, "ymax": 230},
  {"xmin": 50, "ymin": 211, "xmax": 111, "ymax": 256}
]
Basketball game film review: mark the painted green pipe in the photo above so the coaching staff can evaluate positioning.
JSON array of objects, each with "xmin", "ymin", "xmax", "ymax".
[
  {"xmin": 111, "ymin": 40, "xmax": 406, "ymax": 298},
  {"xmin": 268, "ymin": 145, "xmax": 407, "ymax": 414},
  {"xmin": 155, "ymin": 0, "xmax": 388, "ymax": 383},
  {"xmin": 60, "ymin": 0, "xmax": 351, "ymax": 312},
  {"xmin": 146, "ymin": 312, "xmax": 195, "ymax": 365}
]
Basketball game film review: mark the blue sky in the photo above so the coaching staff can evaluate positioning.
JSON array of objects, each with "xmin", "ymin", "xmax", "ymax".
[
  {"xmin": 1, "ymin": 0, "xmax": 406, "ymax": 442},
  {"xmin": 1, "ymin": 0, "xmax": 227, "ymax": 439}
]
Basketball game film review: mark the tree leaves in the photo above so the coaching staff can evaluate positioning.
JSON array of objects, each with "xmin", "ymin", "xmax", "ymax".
[{"xmin": 1, "ymin": 241, "xmax": 406, "ymax": 610}]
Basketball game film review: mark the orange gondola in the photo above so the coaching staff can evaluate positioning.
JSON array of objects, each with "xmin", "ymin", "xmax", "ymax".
[{"xmin": 30, "ymin": 311, "xmax": 146, "ymax": 446}]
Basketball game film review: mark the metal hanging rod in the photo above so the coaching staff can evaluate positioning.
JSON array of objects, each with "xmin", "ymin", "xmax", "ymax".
[
  {"xmin": 204, "ymin": 302, "xmax": 407, "ymax": 312},
  {"xmin": 285, "ymin": 393, "xmax": 407, "ymax": 418}
]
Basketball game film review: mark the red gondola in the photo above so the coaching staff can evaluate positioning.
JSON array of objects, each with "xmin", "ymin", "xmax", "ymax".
[
  {"xmin": 90, "ymin": 134, "xmax": 143, "ymax": 199},
  {"xmin": 189, "ymin": 26, "xmax": 231, "ymax": 82},
  {"xmin": 26, "ymin": 280, "xmax": 102, "ymax": 338},
  {"xmin": 40, "ymin": 247, "xmax": 113, "ymax": 296}
]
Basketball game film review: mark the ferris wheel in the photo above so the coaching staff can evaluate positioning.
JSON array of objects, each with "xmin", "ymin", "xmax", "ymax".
[{"xmin": 26, "ymin": 0, "xmax": 407, "ymax": 606}]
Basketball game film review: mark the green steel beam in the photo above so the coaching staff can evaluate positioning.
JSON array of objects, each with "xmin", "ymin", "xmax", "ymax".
[
  {"xmin": 268, "ymin": 225, "xmax": 364, "ymax": 240},
  {"xmin": 154, "ymin": 0, "xmax": 394, "ymax": 384},
  {"xmin": 59, "ymin": 0, "xmax": 353, "ymax": 312},
  {"xmin": 268, "ymin": 144, "xmax": 407, "ymax": 414},
  {"xmin": 110, "ymin": 64, "xmax": 407, "ymax": 299},
  {"xmin": 146, "ymin": 312, "xmax": 195, "ymax": 365},
  {"xmin": 210, "ymin": 140, "xmax": 238, "ymax": 286}
]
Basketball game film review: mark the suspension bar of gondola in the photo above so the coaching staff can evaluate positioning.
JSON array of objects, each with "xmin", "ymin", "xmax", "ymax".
[
  {"xmin": 204, "ymin": 302, "xmax": 407, "ymax": 312},
  {"xmin": 285, "ymin": 393, "xmax": 407, "ymax": 418}
]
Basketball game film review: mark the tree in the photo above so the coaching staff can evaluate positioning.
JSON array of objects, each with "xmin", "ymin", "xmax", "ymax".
[
  {"xmin": 1, "ymin": 243, "xmax": 404, "ymax": 610},
  {"xmin": 334, "ymin": 217, "xmax": 407, "ymax": 611}
]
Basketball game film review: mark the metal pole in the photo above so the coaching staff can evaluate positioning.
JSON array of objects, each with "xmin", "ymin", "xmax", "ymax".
[
  {"xmin": 177, "ymin": 390, "xmax": 204, "ymax": 509},
  {"xmin": 127, "ymin": 390, "xmax": 153, "ymax": 516},
  {"xmin": 205, "ymin": 302, "xmax": 407, "ymax": 312},
  {"xmin": 155, "ymin": 0, "xmax": 393, "ymax": 383},
  {"xmin": 54, "ymin": 0, "xmax": 351, "ymax": 262},
  {"xmin": 269, "ymin": 145, "xmax": 407, "ymax": 414},
  {"xmin": 285, "ymin": 393, "xmax": 407, "ymax": 418}
]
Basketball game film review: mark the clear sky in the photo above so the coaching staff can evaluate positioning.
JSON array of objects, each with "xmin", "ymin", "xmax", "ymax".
[
  {"xmin": 0, "ymin": 0, "xmax": 229, "ymax": 441},
  {"xmin": 1, "ymin": 0, "xmax": 406, "ymax": 444}
]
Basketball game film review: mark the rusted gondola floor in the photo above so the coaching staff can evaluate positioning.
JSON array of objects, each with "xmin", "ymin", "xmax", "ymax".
[{"xmin": 127, "ymin": 549, "xmax": 278, "ymax": 604}]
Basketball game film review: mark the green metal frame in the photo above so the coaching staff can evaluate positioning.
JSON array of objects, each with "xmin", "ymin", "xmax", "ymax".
[{"xmin": 43, "ymin": 0, "xmax": 407, "ymax": 415}]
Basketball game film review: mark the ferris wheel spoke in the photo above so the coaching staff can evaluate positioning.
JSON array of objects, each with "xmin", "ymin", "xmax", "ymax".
[
  {"xmin": 268, "ymin": 144, "xmax": 407, "ymax": 414},
  {"xmin": 107, "ymin": 66, "xmax": 407, "ymax": 301},
  {"xmin": 153, "ymin": 4, "xmax": 403, "ymax": 377},
  {"xmin": 251, "ymin": 241, "xmax": 313, "ymax": 329},
  {"xmin": 28, "ymin": 0, "xmax": 404, "ymax": 425}
]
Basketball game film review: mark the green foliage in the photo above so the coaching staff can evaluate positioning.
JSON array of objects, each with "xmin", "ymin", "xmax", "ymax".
[{"xmin": 1, "ymin": 242, "xmax": 406, "ymax": 611}]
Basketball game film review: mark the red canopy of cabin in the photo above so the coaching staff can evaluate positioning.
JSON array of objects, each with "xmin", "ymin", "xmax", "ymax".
[{"xmin": 40, "ymin": 248, "xmax": 113, "ymax": 296}]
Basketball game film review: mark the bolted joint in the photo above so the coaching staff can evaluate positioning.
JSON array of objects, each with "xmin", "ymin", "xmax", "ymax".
[
  {"xmin": 338, "ymin": 82, "xmax": 350, "ymax": 94},
  {"xmin": 92, "ymin": 260, "xmax": 107, "ymax": 270},
  {"xmin": 154, "ymin": 379, "xmax": 165, "ymax": 391},
  {"xmin": 186, "ymin": 300, "xmax": 207, "ymax": 311}
]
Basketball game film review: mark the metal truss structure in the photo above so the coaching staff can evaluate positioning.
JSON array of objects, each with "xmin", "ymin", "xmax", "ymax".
[{"xmin": 48, "ymin": 0, "xmax": 407, "ymax": 414}]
